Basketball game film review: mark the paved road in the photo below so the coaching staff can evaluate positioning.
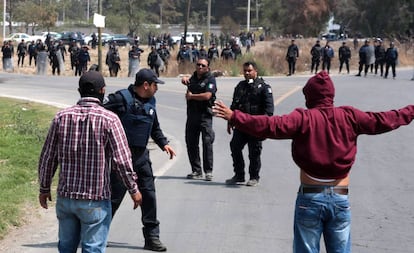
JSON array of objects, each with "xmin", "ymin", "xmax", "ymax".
[{"xmin": 0, "ymin": 69, "xmax": 414, "ymax": 252}]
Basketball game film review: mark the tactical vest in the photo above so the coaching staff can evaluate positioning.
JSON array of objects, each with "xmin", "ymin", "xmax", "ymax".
[
  {"xmin": 232, "ymin": 78, "xmax": 266, "ymax": 115},
  {"xmin": 118, "ymin": 89, "xmax": 156, "ymax": 148}
]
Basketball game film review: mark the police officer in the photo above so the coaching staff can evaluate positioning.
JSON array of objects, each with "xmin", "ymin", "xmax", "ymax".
[
  {"xmin": 356, "ymin": 40, "xmax": 370, "ymax": 77},
  {"xmin": 384, "ymin": 41, "xmax": 398, "ymax": 79},
  {"xmin": 128, "ymin": 44, "xmax": 144, "ymax": 77},
  {"xmin": 104, "ymin": 68, "xmax": 176, "ymax": 252},
  {"xmin": 207, "ymin": 43, "xmax": 219, "ymax": 61},
  {"xmin": 147, "ymin": 46, "xmax": 161, "ymax": 77},
  {"xmin": 225, "ymin": 61, "xmax": 274, "ymax": 187},
  {"xmin": 310, "ymin": 40, "xmax": 322, "ymax": 74},
  {"xmin": 321, "ymin": 41, "xmax": 334, "ymax": 74},
  {"xmin": 157, "ymin": 43, "xmax": 171, "ymax": 72},
  {"xmin": 374, "ymin": 39, "xmax": 386, "ymax": 76},
  {"xmin": 56, "ymin": 40, "xmax": 67, "ymax": 62},
  {"xmin": 17, "ymin": 39, "xmax": 27, "ymax": 67},
  {"xmin": 2, "ymin": 41, "xmax": 14, "ymax": 72},
  {"xmin": 199, "ymin": 44, "xmax": 208, "ymax": 58},
  {"xmin": 182, "ymin": 57, "xmax": 217, "ymax": 181},
  {"xmin": 49, "ymin": 45, "xmax": 61, "ymax": 75},
  {"xmin": 338, "ymin": 41, "xmax": 351, "ymax": 74},
  {"xmin": 77, "ymin": 45, "xmax": 90, "ymax": 76},
  {"xmin": 107, "ymin": 46, "xmax": 121, "ymax": 77},
  {"xmin": 286, "ymin": 39, "xmax": 299, "ymax": 76},
  {"xmin": 68, "ymin": 40, "xmax": 79, "ymax": 72},
  {"xmin": 221, "ymin": 43, "xmax": 233, "ymax": 60},
  {"xmin": 28, "ymin": 40, "xmax": 37, "ymax": 66}
]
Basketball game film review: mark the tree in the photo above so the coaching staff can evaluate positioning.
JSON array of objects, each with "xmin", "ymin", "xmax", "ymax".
[
  {"xmin": 333, "ymin": 0, "xmax": 414, "ymax": 39},
  {"xmin": 103, "ymin": 0, "xmax": 157, "ymax": 36},
  {"xmin": 219, "ymin": 16, "xmax": 239, "ymax": 36},
  {"xmin": 38, "ymin": 2, "xmax": 58, "ymax": 33},
  {"xmin": 12, "ymin": 1, "xmax": 57, "ymax": 35}
]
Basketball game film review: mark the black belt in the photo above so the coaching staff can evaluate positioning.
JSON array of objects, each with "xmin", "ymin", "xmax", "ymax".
[{"xmin": 299, "ymin": 185, "xmax": 349, "ymax": 195}]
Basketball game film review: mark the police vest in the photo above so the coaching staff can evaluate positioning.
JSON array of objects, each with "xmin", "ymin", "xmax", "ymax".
[
  {"xmin": 232, "ymin": 78, "xmax": 267, "ymax": 115},
  {"xmin": 118, "ymin": 89, "xmax": 156, "ymax": 148}
]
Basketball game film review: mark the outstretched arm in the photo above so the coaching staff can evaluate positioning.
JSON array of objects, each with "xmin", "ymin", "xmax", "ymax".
[{"xmin": 213, "ymin": 100, "xmax": 234, "ymax": 121}]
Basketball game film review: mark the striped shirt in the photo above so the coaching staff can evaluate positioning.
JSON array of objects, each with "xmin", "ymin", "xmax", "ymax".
[{"xmin": 38, "ymin": 97, "xmax": 138, "ymax": 200}]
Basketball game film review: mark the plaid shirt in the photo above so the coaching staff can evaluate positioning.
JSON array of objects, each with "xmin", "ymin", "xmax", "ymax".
[{"xmin": 38, "ymin": 97, "xmax": 138, "ymax": 200}]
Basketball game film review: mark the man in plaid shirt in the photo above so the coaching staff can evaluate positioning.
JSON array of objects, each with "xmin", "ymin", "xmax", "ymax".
[{"xmin": 38, "ymin": 71, "xmax": 142, "ymax": 253}]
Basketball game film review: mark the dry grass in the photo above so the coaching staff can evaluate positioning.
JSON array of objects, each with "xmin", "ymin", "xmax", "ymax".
[{"xmin": 2, "ymin": 38, "xmax": 413, "ymax": 78}]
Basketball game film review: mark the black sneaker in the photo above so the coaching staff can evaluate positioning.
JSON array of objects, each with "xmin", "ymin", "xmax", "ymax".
[
  {"xmin": 187, "ymin": 172, "xmax": 203, "ymax": 179},
  {"xmin": 225, "ymin": 176, "xmax": 245, "ymax": 185},
  {"xmin": 144, "ymin": 238, "xmax": 167, "ymax": 252}
]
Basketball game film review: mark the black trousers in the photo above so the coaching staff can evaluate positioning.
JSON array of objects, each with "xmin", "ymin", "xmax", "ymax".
[
  {"xmin": 322, "ymin": 58, "xmax": 331, "ymax": 74},
  {"xmin": 339, "ymin": 58, "xmax": 349, "ymax": 73},
  {"xmin": 185, "ymin": 112, "xmax": 214, "ymax": 174},
  {"xmin": 375, "ymin": 60, "xmax": 385, "ymax": 76},
  {"xmin": 311, "ymin": 59, "xmax": 320, "ymax": 74},
  {"xmin": 385, "ymin": 61, "xmax": 396, "ymax": 78},
  {"xmin": 287, "ymin": 57, "xmax": 296, "ymax": 75},
  {"xmin": 18, "ymin": 54, "xmax": 25, "ymax": 66},
  {"xmin": 230, "ymin": 129, "xmax": 263, "ymax": 180},
  {"xmin": 111, "ymin": 148, "xmax": 160, "ymax": 239},
  {"xmin": 358, "ymin": 61, "xmax": 370, "ymax": 75},
  {"xmin": 29, "ymin": 54, "xmax": 36, "ymax": 66}
]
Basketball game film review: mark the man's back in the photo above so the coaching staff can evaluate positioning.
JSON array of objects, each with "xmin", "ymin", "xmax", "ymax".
[{"xmin": 39, "ymin": 97, "xmax": 131, "ymax": 200}]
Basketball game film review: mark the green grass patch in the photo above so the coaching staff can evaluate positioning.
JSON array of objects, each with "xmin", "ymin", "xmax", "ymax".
[{"xmin": 0, "ymin": 97, "xmax": 58, "ymax": 239}]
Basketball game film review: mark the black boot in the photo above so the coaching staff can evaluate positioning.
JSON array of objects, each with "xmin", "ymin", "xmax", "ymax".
[{"xmin": 144, "ymin": 237, "xmax": 167, "ymax": 252}]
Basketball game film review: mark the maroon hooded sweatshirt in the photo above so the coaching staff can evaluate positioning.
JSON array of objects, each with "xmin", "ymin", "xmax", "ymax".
[{"xmin": 230, "ymin": 71, "xmax": 414, "ymax": 180}]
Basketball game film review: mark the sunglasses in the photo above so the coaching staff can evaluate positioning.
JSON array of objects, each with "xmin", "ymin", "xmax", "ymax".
[{"xmin": 196, "ymin": 63, "xmax": 207, "ymax": 68}]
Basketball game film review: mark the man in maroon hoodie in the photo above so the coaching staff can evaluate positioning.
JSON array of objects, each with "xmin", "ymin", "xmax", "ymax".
[{"xmin": 213, "ymin": 71, "xmax": 414, "ymax": 253}]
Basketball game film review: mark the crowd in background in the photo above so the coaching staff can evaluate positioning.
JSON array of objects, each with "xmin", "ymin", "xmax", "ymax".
[
  {"xmin": 285, "ymin": 37, "xmax": 401, "ymax": 79},
  {"xmin": 1, "ymin": 30, "xmax": 411, "ymax": 80}
]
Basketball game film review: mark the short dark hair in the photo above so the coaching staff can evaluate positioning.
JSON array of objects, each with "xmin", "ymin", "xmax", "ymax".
[
  {"xmin": 243, "ymin": 61, "xmax": 258, "ymax": 70},
  {"xmin": 197, "ymin": 56, "xmax": 210, "ymax": 67}
]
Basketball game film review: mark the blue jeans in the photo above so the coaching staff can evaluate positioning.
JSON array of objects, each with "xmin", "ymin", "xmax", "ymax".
[
  {"xmin": 56, "ymin": 196, "xmax": 111, "ymax": 253},
  {"xmin": 293, "ymin": 185, "xmax": 351, "ymax": 253}
]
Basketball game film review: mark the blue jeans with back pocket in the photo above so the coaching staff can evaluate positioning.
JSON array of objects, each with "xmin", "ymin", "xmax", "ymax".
[
  {"xmin": 293, "ymin": 186, "xmax": 351, "ymax": 253},
  {"xmin": 56, "ymin": 196, "xmax": 111, "ymax": 253}
]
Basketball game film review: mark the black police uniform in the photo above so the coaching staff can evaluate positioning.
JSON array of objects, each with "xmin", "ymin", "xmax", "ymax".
[
  {"xmin": 230, "ymin": 77, "xmax": 274, "ymax": 181},
  {"xmin": 185, "ymin": 71, "xmax": 217, "ymax": 176},
  {"xmin": 286, "ymin": 43, "xmax": 299, "ymax": 75},
  {"xmin": 104, "ymin": 84, "xmax": 169, "ymax": 241},
  {"xmin": 310, "ymin": 43, "xmax": 322, "ymax": 74},
  {"xmin": 338, "ymin": 44, "xmax": 351, "ymax": 74}
]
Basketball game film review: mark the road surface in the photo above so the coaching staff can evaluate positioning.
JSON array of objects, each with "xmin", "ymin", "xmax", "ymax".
[{"xmin": 0, "ymin": 69, "xmax": 413, "ymax": 253}]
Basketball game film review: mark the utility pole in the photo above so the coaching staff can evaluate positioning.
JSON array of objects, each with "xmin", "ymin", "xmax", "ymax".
[
  {"xmin": 247, "ymin": 0, "xmax": 251, "ymax": 32},
  {"xmin": 184, "ymin": 0, "xmax": 191, "ymax": 44},
  {"xmin": 97, "ymin": 0, "xmax": 102, "ymax": 72},
  {"xmin": 207, "ymin": 0, "xmax": 211, "ymax": 46},
  {"xmin": 159, "ymin": 3, "xmax": 163, "ymax": 29},
  {"xmin": 87, "ymin": 0, "xmax": 90, "ymax": 22},
  {"xmin": 3, "ymin": 0, "xmax": 6, "ymax": 39}
]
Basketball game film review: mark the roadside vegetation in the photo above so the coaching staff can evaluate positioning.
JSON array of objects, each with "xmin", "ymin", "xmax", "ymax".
[
  {"xmin": 0, "ymin": 97, "xmax": 57, "ymax": 239},
  {"xmin": 6, "ymin": 1, "xmax": 414, "ymax": 41}
]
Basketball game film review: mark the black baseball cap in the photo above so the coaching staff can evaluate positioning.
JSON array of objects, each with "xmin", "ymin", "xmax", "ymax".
[
  {"xmin": 79, "ymin": 71, "xmax": 106, "ymax": 93},
  {"xmin": 134, "ymin": 69, "xmax": 165, "ymax": 86}
]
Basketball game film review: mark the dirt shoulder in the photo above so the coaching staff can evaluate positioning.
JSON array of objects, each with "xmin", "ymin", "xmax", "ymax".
[{"xmin": 0, "ymin": 206, "xmax": 58, "ymax": 253}]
